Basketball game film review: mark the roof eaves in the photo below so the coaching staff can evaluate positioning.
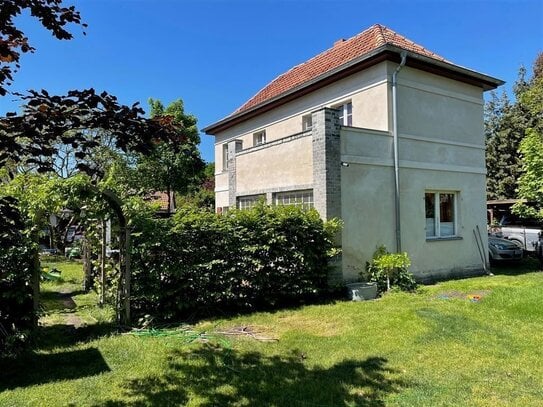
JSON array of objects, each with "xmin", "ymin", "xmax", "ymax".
[
  {"xmin": 389, "ymin": 45, "xmax": 505, "ymax": 90},
  {"xmin": 203, "ymin": 45, "xmax": 390, "ymax": 134},
  {"xmin": 203, "ymin": 45, "xmax": 505, "ymax": 135}
]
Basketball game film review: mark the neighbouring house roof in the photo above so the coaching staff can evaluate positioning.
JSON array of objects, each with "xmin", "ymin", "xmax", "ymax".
[
  {"xmin": 204, "ymin": 24, "xmax": 504, "ymax": 135},
  {"xmin": 147, "ymin": 191, "xmax": 175, "ymax": 213}
]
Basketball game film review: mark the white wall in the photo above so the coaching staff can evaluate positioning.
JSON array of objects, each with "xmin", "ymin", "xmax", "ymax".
[
  {"xmin": 236, "ymin": 135, "xmax": 313, "ymax": 195},
  {"xmin": 340, "ymin": 64, "xmax": 488, "ymax": 281},
  {"xmin": 213, "ymin": 62, "xmax": 391, "ymax": 205},
  {"xmin": 212, "ymin": 58, "xmax": 490, "ymax": 282}
]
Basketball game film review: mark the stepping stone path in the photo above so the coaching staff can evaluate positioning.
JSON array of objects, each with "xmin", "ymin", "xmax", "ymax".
[{"xmin": 40, "ymin": 287, "xmax": 86, "ymax": 329}]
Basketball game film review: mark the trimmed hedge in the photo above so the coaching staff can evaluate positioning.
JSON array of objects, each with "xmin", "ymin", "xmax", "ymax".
[
  {"xmin": 131, "ymin": 204, "xmax": 337, "ymax": 321},
  {"xmin": 0, "ymin": 198, "xmax": 37, "ymax": 358}
]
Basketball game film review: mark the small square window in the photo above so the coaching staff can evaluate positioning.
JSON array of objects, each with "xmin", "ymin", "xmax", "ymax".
[
  {"xmin": 253, "ymin": 130, "xmax": 266, "ymax": 146},
  {"xmin": 302, "ymin": 115, "xmax": 313, "ymax": 131}
]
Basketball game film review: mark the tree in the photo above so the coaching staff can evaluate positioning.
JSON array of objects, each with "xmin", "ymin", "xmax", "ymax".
[
  {"xmin": 513, "ymin": 53, "xmax": 543, "ymax": 219},
  {"xmin": 0, "ymin": 1, "xmax": 201, "ymax": 336},
  {"xmin": 178, "ymin": 162, "xmax": 216, "ymax": 211},
  {"xmin": 485, "ymin": 67, "xmax": 535, "ymax": 200},
  {"xmin": 0, "ymin": 172, "xmax": 97, "ymax": 252},
  {"xmin": 135, "ymin": 98, "xmax": 205, "ymax": 213},
  {"xmin": 0, "ymin": 89, "xmax": 184, "ymax": 178},
  {"xmin": 0, "ymin": 0, "xmax": 86, "ymax": 96}
]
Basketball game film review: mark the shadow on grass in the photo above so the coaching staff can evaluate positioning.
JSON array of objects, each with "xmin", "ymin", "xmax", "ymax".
[
  {"xmin": 40, "ymin": 290, "xmax": 80, "ymax": 312},
  {"xmin": 415, "ymin": 308, "xmax": 512, "ymax": 346},
  {"xmin": 34, "ymin": 322, "xmax": 118, "ymax": 351},
  {"xmin": 97, "ymin": 346, "xmax": 407, "ymax": 406},
  {"xmin": 0, "ymin": 347, "xmax": 110, "ymax": 391},
  {"xmin": 489, "ymin": 256, "xmax": 541, "ymax": 276}
]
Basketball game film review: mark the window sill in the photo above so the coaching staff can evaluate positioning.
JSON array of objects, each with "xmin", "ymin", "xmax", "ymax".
[{"xmin": 426, "ymin": 236, "xmax": 463, "ymax": 242}]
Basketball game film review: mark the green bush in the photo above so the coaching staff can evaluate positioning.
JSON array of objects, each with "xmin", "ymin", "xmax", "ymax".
[
  {"xmin": 130, "ymin": 203, "xmax": 338, "ymax": 321},
  {"xmin": 0, "ymin": 198, "xmax": 37, "ymax": 358},
  {"xmin": 365, "ymin": 246, "xmax": 417, "ymax": 294}
]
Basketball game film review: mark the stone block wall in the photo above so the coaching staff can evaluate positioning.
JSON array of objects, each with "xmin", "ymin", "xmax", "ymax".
[{"xmin": 312, "ymin": 108, "xmax": 341, "ymax": 220}]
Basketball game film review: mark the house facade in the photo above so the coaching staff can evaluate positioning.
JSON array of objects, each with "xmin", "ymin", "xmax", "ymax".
[{"xmin": 204, "ymin": 24, "xmax": 503, "ymax": 282}]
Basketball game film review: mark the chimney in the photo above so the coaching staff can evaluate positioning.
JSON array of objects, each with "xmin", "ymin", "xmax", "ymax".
[{"xmin": 334, "ymin": 39, "xmax": 346, "ymax": 47}]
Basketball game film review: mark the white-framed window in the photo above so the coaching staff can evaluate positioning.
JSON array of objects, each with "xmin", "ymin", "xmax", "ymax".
[
  {"xmin": 425, "ymin": 191, "xmax": 457, "ymax": 238},
  {"xmin": 334, "ymin": 101, "xmax": 352, "ymax": 126},
  {"xmin": 275, "ymin": 190, "xmax": 314, "ymax": 210},
  {"xmin": 222, "ymin": 141, "xmax": 242, "ymax": 171},
  {"xmin": 302, "ymin": 114, "xmax": 313, "ymax": 131},
  {"xmin": 253, "ymin": 130, "xmax": 266, "ymax": 146},
  {"xmin": 237, "ymin": 194, "xmax": 265, "ymax": 210},
  {"xmin": 222, "ymin": 144, "xmax": 229, "ymax": 171}
]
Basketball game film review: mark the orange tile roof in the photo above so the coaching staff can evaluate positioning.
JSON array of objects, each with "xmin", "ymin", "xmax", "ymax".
[
  {"xmin": 234, "ymin": 24, "xmax": 447, "ymax": 114},
  {"xmin": 148, "ymin": 191, "xmax": 174, "ymax": 212}
]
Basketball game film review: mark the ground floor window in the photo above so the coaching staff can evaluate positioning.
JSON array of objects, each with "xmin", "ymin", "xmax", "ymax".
[
  {"xmin": 216, "ymin": 206, "xmax": 229, "ymax": 215},
  {"xmin": 237, "ymin": 195, "xmax": 265, "ymax": 210},
  {"xmin": 425, "ymin": 191, "xmax": 457, "ymax": 238},
  {"xmin": 275, "ymin": 190, "xmax": 314, "ymax": 210}
]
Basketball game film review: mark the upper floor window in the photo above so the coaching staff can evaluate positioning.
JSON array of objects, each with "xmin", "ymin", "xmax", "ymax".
[
  {"xmin": 302, "ymin": 114, "xmax": 313, "ymax": 131},
  {"xmin": 222, "ymin": 144, "xmax": 229, "ymax": 171},
  {"xmin": 335, "ymin": 102, "xmax": 352, "ymax": 126},
  {"xmin": 253, "ymin": 130, "xmax": 266, "ymax": 146},
  {"xmin": 425, "ymin": 192, "xmax": 457, "ymax": 238},
  {"xmin": 275, "ymin": 190, "xmax": 314, "ymax": 210},
  {"xmin": 222, "ymin": 141, "xmax": 243, "ymax": 171}
]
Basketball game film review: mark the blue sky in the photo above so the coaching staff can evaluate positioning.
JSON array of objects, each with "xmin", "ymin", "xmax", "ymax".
[{"xmin": 1, "ymin": 0, "xmax": 542, "ymax": 163}]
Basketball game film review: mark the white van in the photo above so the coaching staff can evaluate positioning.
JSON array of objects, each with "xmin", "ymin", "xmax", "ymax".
[{"xmin": 494, "ymin": 213, "xmax": 541, "ymax": 252}]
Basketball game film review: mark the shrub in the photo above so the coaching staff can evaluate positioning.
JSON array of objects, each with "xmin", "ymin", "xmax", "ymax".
[
  {"xmin": 365, "ymin": 246, "xmax": 417, "ymax": 294},
  {"xmin": 0, "ymin": 198, "xmax": 37, "ymax": 358},
  {"xmin": 130, "ymin": 203, "xmax": 338, "ymax": 321}
]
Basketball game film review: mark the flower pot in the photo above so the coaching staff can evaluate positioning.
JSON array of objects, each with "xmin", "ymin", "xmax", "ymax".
[{"xmin": 346, "ymin": 282, "xmax": 378, "ymax": 301}]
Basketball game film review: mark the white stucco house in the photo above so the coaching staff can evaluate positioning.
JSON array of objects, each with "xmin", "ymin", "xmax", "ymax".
[{"xmin": 203, "ymin": 24, "xmax": 503, "ymax": 282}]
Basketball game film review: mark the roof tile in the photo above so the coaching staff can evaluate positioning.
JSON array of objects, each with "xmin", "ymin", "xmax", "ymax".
[{"xmin": 234, "ymin": 24, "xmax": 447, "ymax": 114}]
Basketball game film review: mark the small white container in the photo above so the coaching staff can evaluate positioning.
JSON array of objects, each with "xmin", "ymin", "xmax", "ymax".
[{"xmin": 346, "ymin": 282, "xmax": 378, "ymax": 301}]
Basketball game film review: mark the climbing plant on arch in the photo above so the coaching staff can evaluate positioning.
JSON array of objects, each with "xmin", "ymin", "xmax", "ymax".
[{"xmin": 0, "ymin": 89, "xmax": 189, "ymax": 326}]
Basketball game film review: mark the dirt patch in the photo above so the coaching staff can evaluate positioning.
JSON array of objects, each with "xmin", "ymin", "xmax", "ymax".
[
  {"xmin": 276, "ymin": 315, "xmax": 345, "ymax": 337},
  {"xmin": 40, "ymin": 290, "xmax": 84, "ymax": 328},
  {"xmin": 216, "ymin": 325, "xmax": 278, "ymax": 342},
  {"xmin": 435, "ymin": 290, "xmax": 491, "ymax": 302},
  {"xmin": 65, "ymin": 314, "xmax": 86, "ymax": 328},
  {"xmin": 59, "ymin": 293, "xmax": 77, "ymax": 310}
]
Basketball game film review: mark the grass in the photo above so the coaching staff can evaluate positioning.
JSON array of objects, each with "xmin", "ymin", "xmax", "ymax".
[
  {"xmin": 39, "ymin": 260, "xmax": 115, "ymax": 327},
  {"xmin": 1, "ymin": 259, "xmax": 542, "ymax": 406}
]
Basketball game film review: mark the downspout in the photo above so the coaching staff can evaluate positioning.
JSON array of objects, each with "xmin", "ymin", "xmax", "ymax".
[{"xmin": 392, "ymin": 51, "xmax": 407, "ymax": 252}]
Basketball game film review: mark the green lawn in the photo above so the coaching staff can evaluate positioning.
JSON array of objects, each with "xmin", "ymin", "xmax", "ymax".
[{"xmin": 1, "ymin": 260, "xmax": 542, "ymax": 406}]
